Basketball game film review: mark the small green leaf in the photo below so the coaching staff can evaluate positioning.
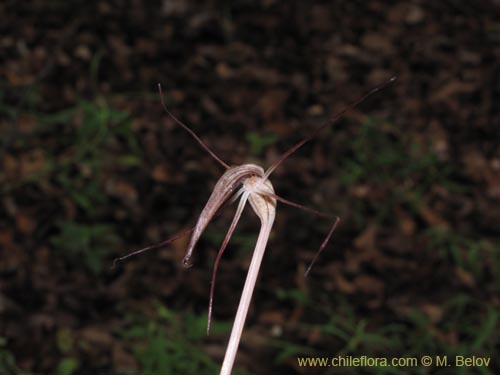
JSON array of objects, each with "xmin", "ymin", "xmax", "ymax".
[{"xmin": 56, "ymin": 358, "xmax": 79, "ymax": 375}]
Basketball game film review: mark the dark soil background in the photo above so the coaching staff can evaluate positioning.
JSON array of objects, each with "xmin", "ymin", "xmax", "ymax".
[{"xmin": 1, "ymin": 1, "xmax": 499, "ymax": 374}]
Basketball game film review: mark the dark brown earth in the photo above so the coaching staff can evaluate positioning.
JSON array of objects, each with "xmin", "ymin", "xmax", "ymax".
[{"xmin": 1, "ymin": 1, "xmax": 499, "ymax": 374}]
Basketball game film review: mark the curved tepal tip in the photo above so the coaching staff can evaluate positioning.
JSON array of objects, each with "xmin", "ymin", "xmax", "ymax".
[{"xmin": 182, "ymin": 255, "xmax": 193, "ymax": 268}]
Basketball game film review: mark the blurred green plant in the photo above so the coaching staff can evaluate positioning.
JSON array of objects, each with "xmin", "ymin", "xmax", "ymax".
[
  {"xmin": 122, "ymin": 303, "xmax": 251, "ymax": 375},
  {"xmin": 405, "ymin": 297, "xmax": 498, "ymax": 375},
  {"xmin": 2, "ymin": 97, "xmax": 141, "ymax": 193},
  {"xmin": 56, "ymin": 358, "xmax": 79, "ymax": 375},
  {"xmin": 335, "ymin": 118, "xmax": 471, "ymax": 233},
  {"xmin": 0, "ymin": 337, "xmax": 30, "ymax": 375},
  {"xmin": 204, "ymin": 228, "xmax": 259, "ymax": 257},
  {"xmin": 270, "ymin": 291, "xmax": 498, "ymax": 374},
  {"xmin": 48, "ymin": 99, "xmax": 141, "ymax": 215},
  {"xmin": 340, "ymin": 119, "xmax": 443, "ymax": 186},
  {"xmin": 275, "ymin": 287, "xmax": 310, "ymax": 307},
  {"xmin": 425, "ymin": 227, "xmax": 500, "ymax": 286},
  {"xmin": 246, "ymin": 131, "xmax": 278, "ymax": 157},
  {"xmin": 51, "ymin": 222, "xmax": 120, "ymax": 274},
  {"xmin": 30, "ymin": 99, "xmax": 141, "ymax": 273},
  {"xmin": 320, "ymin": 298, "xmax": 397, "ymax": 355}
]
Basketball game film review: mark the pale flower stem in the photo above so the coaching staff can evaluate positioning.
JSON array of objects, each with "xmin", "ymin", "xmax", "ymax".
[{"xmin": 219, "ymin": 213, "xmax": 275, "ymax": 375}]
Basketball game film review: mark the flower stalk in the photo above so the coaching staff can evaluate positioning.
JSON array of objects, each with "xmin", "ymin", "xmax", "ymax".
[{"xmin": 220, "ymin": 178, "xmax": 276, "ymax": 375}]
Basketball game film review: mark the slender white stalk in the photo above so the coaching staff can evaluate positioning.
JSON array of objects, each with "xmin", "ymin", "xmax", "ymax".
[{"xmin": 220, "ymin": 180, "xmax": 276, "ymax": 375}]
